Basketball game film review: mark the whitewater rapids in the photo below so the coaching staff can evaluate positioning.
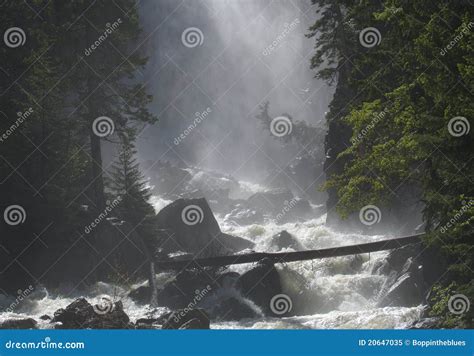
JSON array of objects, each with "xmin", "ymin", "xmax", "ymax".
[{"xmin": 0, "ymin": 178, "xmax": 424, "ymax": 329}]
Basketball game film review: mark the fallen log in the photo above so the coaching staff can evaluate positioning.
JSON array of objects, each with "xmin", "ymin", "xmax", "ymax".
[{"xmin": 155, "ymin": 233, "xmax": 424, "ymax": 271}]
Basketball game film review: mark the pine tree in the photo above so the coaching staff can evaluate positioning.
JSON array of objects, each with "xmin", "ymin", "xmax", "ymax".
[{"xmin": 108, "ymin": 136, "xmax": 155, "ymax": 232}]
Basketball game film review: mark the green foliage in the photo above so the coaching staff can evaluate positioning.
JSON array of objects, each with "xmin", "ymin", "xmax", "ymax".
[
  {"xmin": 108, "ymin": 135, "xmax": 156, "ymax": 238},
  {"xmin": 429, "ymin": 282, "xmax": 473, "ymax": 328},
  {"xmin": 309, "ymin": 0, "xmax": 473, "ymax": 327},
  {"xmin": 0, "ymin": 1, "xmax": 156, "ymax": 289}
]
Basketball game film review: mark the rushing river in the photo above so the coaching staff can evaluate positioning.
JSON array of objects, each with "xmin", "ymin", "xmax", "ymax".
[{"xmin": 0, "ymin": 193, "xmax": 423, "ymax": 329}]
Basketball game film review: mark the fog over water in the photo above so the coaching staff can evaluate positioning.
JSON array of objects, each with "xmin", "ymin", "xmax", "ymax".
[{"xmin": 136, "ymin": 0, "xmax": 332, "ymax": 182}]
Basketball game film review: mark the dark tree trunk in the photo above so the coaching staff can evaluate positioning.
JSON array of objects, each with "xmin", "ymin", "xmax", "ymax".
[{"xmin": 89, "ymin": 132, "xmax": 106, "ymax": 211}]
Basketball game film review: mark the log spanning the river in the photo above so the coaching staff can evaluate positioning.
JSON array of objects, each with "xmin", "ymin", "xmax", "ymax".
[{"xmin": 154, "ymin": 233, "xmax": 424, "ymax": 271}]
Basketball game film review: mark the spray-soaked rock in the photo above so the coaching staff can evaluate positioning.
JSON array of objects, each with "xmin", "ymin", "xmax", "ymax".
[
  {"xmin": 271, "ymin": 230, "xmax": 302, "ymax": 250},
  {"xmin": 0, "ymin": 318, "xmax": 37, "ymax": 329},
  {"xmin": 211, "ymin": 297, "xmax": 260, "ymax": 321},
  {"xmin": 161, "ymin": 308, "xmax": 210, "ymax": 329},
  {"xmin": 52, "ymin": 298, "xmax": 132, "ymax": 329},
  {"xmin": 237, "ymin": 258, "xmax": 282, "ymax": 315},
  {"xmin": 156, "ymin": 198, "xmax": 254, "ymax": 256}
]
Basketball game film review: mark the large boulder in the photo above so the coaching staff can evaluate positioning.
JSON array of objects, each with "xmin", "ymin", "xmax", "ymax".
[
  {"xmin": 0, "ymin": 318, "xmax": 37, "ymax": 329},
  {"xmin": 377, "ymin": 257, "xmax": 425, "ymax": 307},
  {"xmin": 157, "ymin": 269, "xmax": 216, "ymax": 309},
  {"xmin": 271, "ymin": 230, "xmax": 302, "ymax": 250},
  {"xmin": 161, "ymin": 308, "xmax": 210, "ymax": 329},
  {"xmin": 210, "ymin": 297, "xmax": 259, "ymax": 321},
  {"xmin": 52, "ymin": 298, "xmax": 132, "ymax": 329},
  {"xmin": 156, "ymin": 198, "xmax": 253, "ymax": 256},
  {"xmin": 237, "ymin": 258, "xmax": 282, "ymax": 315}
]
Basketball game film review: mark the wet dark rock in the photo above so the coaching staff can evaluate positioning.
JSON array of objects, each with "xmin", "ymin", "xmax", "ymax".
[
  {"xmin": 156, "ymin": 198, "xmax": 253, "ymax": 256},
  {"xmin": 377, "ymin": 257, "xmax": 425, "ymax": 307},
  {"xmin": 162, "ymin": 308, "xmax": 210, "ymax": 329},
  {"xmin": 216, "ymin": 272, "xmax": 241, "ymax": 289},
  {"xmin": 349, "ymin": 254, "xmax": 364, "ymax": 273},
  {"xmin": 409, "ymin": 317, "xmax": 440, "ymax": 329},
  {"xmin": 179, "ymin": 318, "xmax": 207, "ymax": 329},
  {"xmin": 237, "ymin": 258, "xmax": 282, "ymax": 315},
  {"xmin": 375, "ymin": 242, "xmax": 445, "ymax": 308},
  {"xmin": 0, "ymin": 318, "xmax": 37, "ymax": 329},
  {"xmin": 211, "ymin": 297, "xmax": 259, "ymax": 321},
  {"xmin": 271, "ymin": 230, "xmax": 302, "ymax": 250},
  {"xmin": 52, "ymin": 298, "xmax": 132, "ymax": 329},
  {"xmin": 40, "ymin": 314, "xmax": 51, "ymax": 321},
  {"xmin": 135, "ymin": 318, "xmax": 161, "ymax": 329},
  {"xmin": 158, "ymin": 269, "xmax": 215, "ymax": 309},
  {"xmin": 128, "ymin": 284, "xmax": 150, "ymax": 305},
  {"xmin": 384, "ymin": 244, "xmax": 420, "ymax": 273},
  {"xmin": 377, "ymin": 271, "xmax": 423, "ymax": 307}
]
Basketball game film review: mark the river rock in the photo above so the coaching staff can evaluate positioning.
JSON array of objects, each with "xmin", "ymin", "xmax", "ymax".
[
  {"xmin": 128, "ymin": 284, "xmax": 150, "ymax": 305},
  {"xmin": 409, "ymin": 317, "xmax": 440, "ymax": 329},
  {"xmin": 377, "ymin": 258, "xmax": 425, "ymax": 307},
  {"xmin": 0, "ymin": 318, "xmax": 37, "ymax": 329},
  {"xmin": 271, "ymin": 230, "xmax": 302, "ymax": 250},
  {"xmin": 161, "ymin": 308, "xmax": 210, "ymax": 329},
  {"xmin": 158, "ymin": 269, "xmax": 215, "ymax": 309},
  {"xmin": 156, "ymin": 198, "xmax": 254, "ymax": 256},
  {"xmin": 237, "ymin": 258, "xmax": 282, "ymax": 315},
  {"xmin": 211, "ymin": 297, "xmax": 259, "ymax": 321},
  {"xmin": 52, "ymin": 298, "xmax": 131, "ymax": 329}
]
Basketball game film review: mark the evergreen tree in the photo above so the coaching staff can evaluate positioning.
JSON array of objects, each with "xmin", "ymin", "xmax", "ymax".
[
  {"xmin": 309, "ymin": 0, "xmax": 473, "ymax": 327},
  {"xmin": 108, "ymin": 135, "xmax": 156, "ymax": 237}
]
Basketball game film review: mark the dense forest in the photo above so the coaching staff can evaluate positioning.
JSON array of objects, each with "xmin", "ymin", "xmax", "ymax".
[
  {"xmin": 0, "ymin": 0, "xmax": 472, "ymax": 330},
  {"xmin": 0, "ymin": 0, "xmax": 157, "ymax": 292},
  {"xmin": 308, "ymin": 0, "xmax": 473, "ymax": 327}
]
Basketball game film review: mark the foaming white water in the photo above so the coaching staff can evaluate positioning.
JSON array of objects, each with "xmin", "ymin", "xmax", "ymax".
[
  {"xmin": 0, "ymin": 173, "xmax": 424, "ymax": 329},
  {"xmin": 213, "ymin": 306, "xmax": 423, "ymax": 329},
  {"xmin": 150, "ymin": 196, "xmax": 173, "ymax": 214}
]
